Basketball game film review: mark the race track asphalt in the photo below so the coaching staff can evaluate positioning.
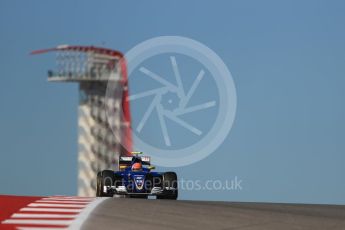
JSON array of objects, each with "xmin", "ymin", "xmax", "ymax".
[{"xmin": 82, "ymin": 198, "xmax": 345, "ymax": 230}]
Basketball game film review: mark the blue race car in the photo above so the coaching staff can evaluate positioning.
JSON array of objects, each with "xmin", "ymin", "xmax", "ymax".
[{"xmin": 96, "ymin": 152, "xmax": 178, "ymax": 199}]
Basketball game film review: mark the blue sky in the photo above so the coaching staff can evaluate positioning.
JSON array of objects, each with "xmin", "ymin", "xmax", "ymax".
[{"xmin": 0, "ymin": 0, "xmax": 345, "ymax": 204}]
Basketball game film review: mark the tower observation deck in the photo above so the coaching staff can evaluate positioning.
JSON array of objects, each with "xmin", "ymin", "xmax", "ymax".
[{"xmin": 32, "ymin": 45, "xmax": 132, "ymax": 196}]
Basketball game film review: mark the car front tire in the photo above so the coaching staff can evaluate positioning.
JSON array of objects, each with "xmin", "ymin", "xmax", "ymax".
[
  {"xmin": 157, "ymin": 172, "xmax": 178, "ymax": 200},
  {"xmin": 96, "ymin": 170, "xmax": 114, "ymax": 197}
]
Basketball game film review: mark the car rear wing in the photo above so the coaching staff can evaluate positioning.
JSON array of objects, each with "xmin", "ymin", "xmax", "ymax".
[{"xmin": 118, "ymin": 156, "xmax": 151, "ymax": 171}]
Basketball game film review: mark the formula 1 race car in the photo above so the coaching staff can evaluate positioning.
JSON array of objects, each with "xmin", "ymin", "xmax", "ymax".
[{"xmin": 96, "ymin": 152, "xmax": 178, "ymax": 199}]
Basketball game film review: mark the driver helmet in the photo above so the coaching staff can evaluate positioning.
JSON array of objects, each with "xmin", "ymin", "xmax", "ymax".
[{"xmin": 132, "ymin": 162, "xmax": 142, "ymax": 171}]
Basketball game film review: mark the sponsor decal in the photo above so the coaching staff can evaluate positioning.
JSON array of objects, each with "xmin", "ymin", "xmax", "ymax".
[{"xmin": 134, "ymin": 175, "xmax": 144, "ymax": 190}]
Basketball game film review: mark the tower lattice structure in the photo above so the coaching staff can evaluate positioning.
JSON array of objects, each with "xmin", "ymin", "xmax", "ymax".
[{"xmin": 32, "ymin": 45, "xmax": 132, "ymax": 196}]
